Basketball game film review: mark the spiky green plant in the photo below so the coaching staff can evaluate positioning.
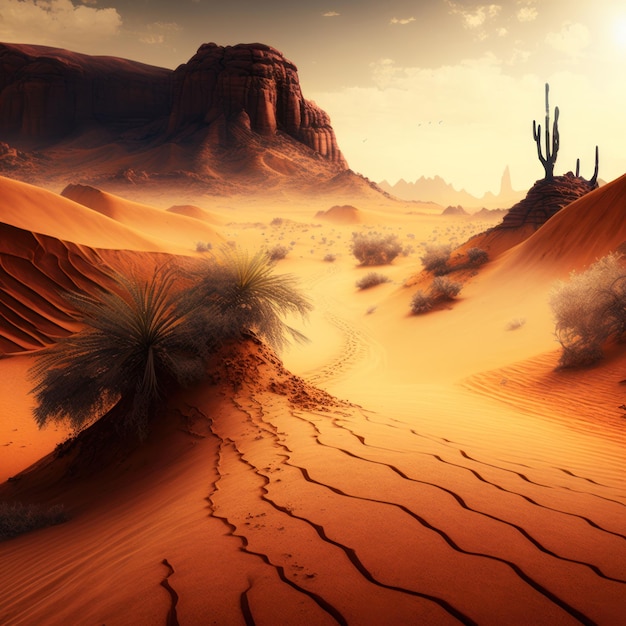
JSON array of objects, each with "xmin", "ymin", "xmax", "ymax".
[
  {"xmin": 193, "ymin": 247, "xmax": 313, "ymax": 351},
  {"xmin": 29, "ymin": 265, "xmax": 208, "ymax": 438}
]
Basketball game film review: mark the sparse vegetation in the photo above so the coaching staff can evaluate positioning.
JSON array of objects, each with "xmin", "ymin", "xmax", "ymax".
[
  {"xmin": 466, "ymin": 247, "xmax": 489, "ymax": 267},
  {"xmin": 351, "ymin": 233, "xmax": 402, "ymax": 266},
  {"xmin": 410, "ymin": 276, "xmax": 462, "ymax": 315},
  {"xmin": 430, "ymin": 276, "xmax": 462, "ymax": 300},
  {"xmin": 30, "ymin": 266, "xmax": 209, "ymax": 439},
  {"xmin": 323, "ymin": 253, "xmax": 336, "ymax": 263},
  {"xmin": 356, "ymin": 272, "xmax": 391, "ymax": 290},
  {"xmin": 191, "ymin": 247, "xmax": 312, "ymax": 352},
  {"xmin": 0, "ymin": 502, "xmax": 67, "ymax": 541},
  {"xmin": 550, "ymin": 253, "xmax": 626, "ymax": 367},
  {"xmin": 267, "ymin": 244, "xmax": 290, "ymax": 261},
  {"xmin": 30, "ymin": 249, "xmax": 312, "ymax": 441},
  {"xmin": 420, "ymin": 244, "xmax": 451, "ymax": 275},
  {"xmin": 410, "ymin": 290, "xmax": 433, "ymax": 314},
  {"xmin": 196, "ymin": 241, "xmax": 212, "ymax": 253},
  {"xmin": 506, "ymin": 318, "xmax": 526, "ymax": 331}
]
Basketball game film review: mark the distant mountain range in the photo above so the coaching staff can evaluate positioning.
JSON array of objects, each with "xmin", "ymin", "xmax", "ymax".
[{"xmin": 379, "ymin": 166, "xmax": 526, "ymax": 210}]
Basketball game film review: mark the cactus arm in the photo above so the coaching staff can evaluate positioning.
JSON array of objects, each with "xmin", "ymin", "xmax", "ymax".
[{"xmin": 590, "ymin": 145, "xmax": 599, "ymax": 186}]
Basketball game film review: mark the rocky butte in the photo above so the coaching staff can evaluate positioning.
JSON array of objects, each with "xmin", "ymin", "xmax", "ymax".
[{"xmin": 0, "ymin": 42, "xmax": 359, "ymax": 195}]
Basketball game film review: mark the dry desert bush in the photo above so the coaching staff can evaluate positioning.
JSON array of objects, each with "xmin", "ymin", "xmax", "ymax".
[
  {"xmin": 411, "ymin": 276, "xmax": 463, "ymax": 315},
  {"xmin": 356, "ymin": 272, "xmax": 391, "ymax": 290},
  {"xmin": 351, "ymin": 232, "xmax": 402, "ymax": 266},
  {"xmin": 0, "ymin": 502, "xmax": 67, "ymax": 541},
  {"xmin": 420, "ymin": 244, "xmax": 452, "ymax": 275},
  {"xmin": 466, "ymin": 247, "xmax": 489, "ymax": 266},
  {"xmin": 550, "ymin": 253, "xmax": 626, "ymax": 367},
  {"xmin": 266, "ymin": 244, "xmax": 290, "ymax": 261}
]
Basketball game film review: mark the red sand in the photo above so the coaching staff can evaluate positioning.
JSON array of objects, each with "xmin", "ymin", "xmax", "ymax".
[{"xmin": 0, "ymin": 177, "xmax": 625, "ymax": 624}]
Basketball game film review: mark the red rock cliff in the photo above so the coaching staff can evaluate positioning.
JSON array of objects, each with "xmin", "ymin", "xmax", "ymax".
[
  {"xmin": 167, "ymin": 42, "xmax": 345, "ymax": 165},
  {"xmin": 0, "ymin": 43, "xmax": 172, "ymax": 143},
  {"xmin": 0, "ymin": 41, "xmax": 346, "ymax": 168}
]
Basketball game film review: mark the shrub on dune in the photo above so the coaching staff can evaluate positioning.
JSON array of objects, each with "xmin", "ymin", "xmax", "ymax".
[
  {"xmin": 356, "ymin": 272, "xmax": 391, "ymax": 290},
  {"xmin": 191, "ymin": 247, "xmax": 313, "ymax": 352},
  {"xmin": 410, "ymin": 290, "xmax": 434, "ymax": 314},
  {"xmin": 30, "ymin": 265, "xmax": 208, "ymax": 439},
  {"xmin": 410, "ymin": 276, "xmax": 462, "ymax": 315},
  {"xmin": 29, "ymin": 249, "xmax": 312, "ymax": 448},
  {"xmin": 267, "ymin": 244, "xmax": 290, "ymax": 261},
  {"xmin": 466, "ymin": 247, "xmax": 489, "ymax": 267},
  {"xmin": 420, "ymin": 244, "xmax": 451, "ymax": 275},
  {"xmin": 430, "ymin": 276, "xmax": 462, "ymax": 300},
  {"xmin": 550, "ymin": 253, "xmax": 626, "ymax": 367},
  {"xmin": 0, "ymin": 502, "xmax": 67, "ymax": 541},
  {"xmin": 351, "ymin": 233, "xmax": 402, "ymax": 266}
]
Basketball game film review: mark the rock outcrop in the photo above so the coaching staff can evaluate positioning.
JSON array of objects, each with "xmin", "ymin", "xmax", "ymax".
[
  {"xmin": 496, "ymin": 172, "xmax": 598, "ymax": 230},
  {"xmin": 167, "ymin": 43, "xmax": 345, "ymax": 165},
  {"xmin": 442, "ymin": 205, "xmax": 468, "ymax": 216},
  {"xmin": 0, "ymin": 41, "xmax": 347, "ymax": 191},
  {"xmin": 0, "ymin": 43, "xmax": 171, "ymax": 143}
]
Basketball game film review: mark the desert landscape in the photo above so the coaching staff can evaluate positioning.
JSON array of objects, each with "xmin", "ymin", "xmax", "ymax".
[{"xmin": 0, "ymin": 12, "xmax": 625, "ymax": 626}]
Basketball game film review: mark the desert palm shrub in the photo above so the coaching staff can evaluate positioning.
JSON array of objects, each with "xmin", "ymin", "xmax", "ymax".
[
  {"xmin": 356, "ymin": 272, "xmax": 391, "ymax": 290},
  {"xmin": 351, "ymin": 233, "xmax": 402, "ymax": 266},
  {"xmin": 29, "ymin": 265, "xmax": 208, "ymax": 438},
  {"xmin": 0, "ymin": 502, "xmax": 67, "ymax": 541},
  {"xmin": 430, "ymin": 276, "xmax": 462, "ymax": 300},
  {"xmin": 420, "ymin": 244, "xmax": 452, "ymax": 275},
  {"xmin": 191, "ymin": 248, "xmax": 312, "ymax": 351},
  {"xmin": 467, "ymin": 247, "xmax": 489, "ymax": 266},
  {"xmin": 410, "ymin": 290, "xmax": 433, "ymax": 314},
  {"xmin": 550, "ymin": 253, "xmax": 626, "ymax": 366}
]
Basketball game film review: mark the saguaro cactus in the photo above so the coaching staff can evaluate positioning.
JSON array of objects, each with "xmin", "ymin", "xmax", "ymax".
[{"xmin": 533, "ymin": 83, "xmax": 559, "ymax": 180}]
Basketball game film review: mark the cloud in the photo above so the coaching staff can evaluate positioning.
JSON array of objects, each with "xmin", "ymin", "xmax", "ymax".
[
  {"xmin": 390, "ymin": 17, "xmax": 416, "ymax": 26},
  {"xmin": 138, "ymin": 21, "xmax": 182, "ymax": 46},
  {"xmin": 0, "ymin": 0, "xmax": 121, "ymax": 47},
  {"xmin": 516, "ymin": 5, "xmax": 538, "ymax": 22},
  {"xmin": 447, "ymin": 2, "xmax": 501, "ymax": 29},
  {"xmin": 546, "ymin": 22, "xmax": 590, "ymax": 57},
  {"xmin": 496, "ymin": 27, "xmax": 508, "ymax": 37},
  {"xmin": 322, "ymin": 11, "xmax": 339, "ymax": 17}
]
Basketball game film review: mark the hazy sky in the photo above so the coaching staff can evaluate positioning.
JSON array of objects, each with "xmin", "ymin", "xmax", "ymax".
[{"xmin": 1, "ymin": 0, "xmax": 625, "ymax": 195}]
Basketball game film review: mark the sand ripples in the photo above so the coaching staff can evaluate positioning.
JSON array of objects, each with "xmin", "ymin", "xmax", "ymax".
[{"xmin": 204, "ymin": 383, "xmax": 626, "ymax": 625}]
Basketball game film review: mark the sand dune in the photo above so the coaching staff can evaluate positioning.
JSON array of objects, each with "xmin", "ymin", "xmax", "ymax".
[
  {"xmin": 497, "ymin": 173, "xmax": 626, "ymax": 277},
  {"xmin": 61, "ymin": 183, "xmax": 224, "ymax": 251},
  {"xmin": 166, "ymin": 204, "xmax": 223, "ymax": 224},
  {"xmin": 315, "ymin": 205, "xmax": 363, "ymax": 225},
  {"xmin": 0, "ymin": 224, "xmax": 103, "ymax": 353},
  {"xmin": 1, "ymin": 340, "xmax": 624, "ymax": 625},
  {"xmin": 0, "ymin": 176, "xmax": 168, "ymax": 251},
  {"xmin": 0, "ymin": 177, "xmax": 625, "ymax": 624}
]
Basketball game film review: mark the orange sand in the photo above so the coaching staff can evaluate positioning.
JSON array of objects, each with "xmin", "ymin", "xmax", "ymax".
[{"xmin": 0, "ymin": 177, "xmax": 624, "ymax": 625}]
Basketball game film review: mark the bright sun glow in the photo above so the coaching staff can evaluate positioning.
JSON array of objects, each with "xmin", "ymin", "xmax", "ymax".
[{"xmin": 613, "ymin": 15, "xmax": 626, "ymax": 49}]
